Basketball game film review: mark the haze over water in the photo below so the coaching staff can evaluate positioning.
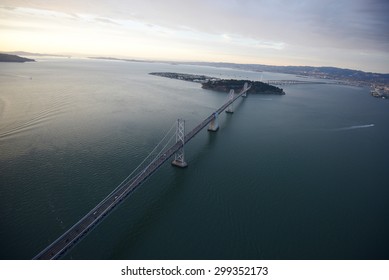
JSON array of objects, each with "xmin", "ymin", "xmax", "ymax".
[{"xmin": 0, "ymin": 59, "xmax": 388, "ymax": 259}]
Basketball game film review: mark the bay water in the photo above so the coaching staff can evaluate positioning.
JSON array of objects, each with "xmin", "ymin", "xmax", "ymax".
[{"xmin": 0, "ymin": 59, "xmax": 388, "ymax": 259}]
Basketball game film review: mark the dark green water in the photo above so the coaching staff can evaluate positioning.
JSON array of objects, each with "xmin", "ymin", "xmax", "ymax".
[{"xmin": 0, "ymin": 59, "xmax": 388, "ymax": 259}]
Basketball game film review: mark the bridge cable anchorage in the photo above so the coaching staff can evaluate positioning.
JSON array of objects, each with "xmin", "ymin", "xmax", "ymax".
[
  {"xmin": 171, "ymin": 119, "xmax": 188, "ymax": 168},
  {"xmin": 225, "ymin": 89, "xmax": 235, "ymax": 113}
]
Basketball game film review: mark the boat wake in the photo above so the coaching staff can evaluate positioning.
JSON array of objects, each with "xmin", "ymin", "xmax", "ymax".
[
  {"xmin": 0, "ymin": 96, "xmax": 72, "ymax": 140},
  {"xmin": 334, "ymin": 124, "xmax": 375, "ymax": 131}
]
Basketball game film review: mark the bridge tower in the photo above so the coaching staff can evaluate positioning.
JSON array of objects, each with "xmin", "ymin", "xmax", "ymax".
[
  {"xmin": 208, "ymin": 112, "xmax": 219, "ymax": 131},
  {"xmin": 172, "ymin": 119, "xmax": 188, "ymax": 168},
  {"xmin": 242, "ymin": 82, "xmax": 249, "ymax": 97},
  {"xmin": 226, "ymin": 89, "xmax": 235, "ymax": 113}
]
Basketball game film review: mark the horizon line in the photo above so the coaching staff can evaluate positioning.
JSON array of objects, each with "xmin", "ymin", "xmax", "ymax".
[{"xmin": 2, "ymin": 50, "xmax": 388, "ymax": 75}]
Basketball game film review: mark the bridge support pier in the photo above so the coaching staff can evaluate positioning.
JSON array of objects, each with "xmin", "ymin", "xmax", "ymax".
[
  {"xmin": 172, "ymin": 119, "xmax": 188, "ymax": 168},
  {"xmin": 208, "ymin": 112, "xmax": 219, "ymax": 131},
  {"xmin": 226, "ymin": 89, "xmax": 235, "ymax": 113},
  {"xmin": 242, "ymin": 82, "xmax": 248, "ymax": 97}
]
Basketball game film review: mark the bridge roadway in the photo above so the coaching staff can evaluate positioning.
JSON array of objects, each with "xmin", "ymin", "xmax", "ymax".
[
  {"xmin": 267, "ymin": 79, "xmax": 327, "ymax": 85},
  {"xmin": 33, "ymin": 85, "xmax": 250, "ymax": 260}
]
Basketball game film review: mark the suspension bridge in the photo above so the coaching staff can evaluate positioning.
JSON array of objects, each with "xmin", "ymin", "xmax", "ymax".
[{"xmin": 33, "ymin": 83, "xmax": 251, "ymax": 260}]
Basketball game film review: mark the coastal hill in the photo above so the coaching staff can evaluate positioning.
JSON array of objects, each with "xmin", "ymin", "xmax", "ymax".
[
  {"xmin": 7, "ymin": 51, "xmax": 68, "ymax": 58},
  {"xmin": 91, "ymin": 56, "xmax": 388, "ymax": 86},
  {"xmin": 150, "ymin": 72, "xmax": 284, "ymax": 95},
  {"xmin": 184, "ymin": 62, "xmax": 389, "ymax": 85},
  {"xmin": 0, "ymin": 53, "xmax": 35, "ymax": 63}
]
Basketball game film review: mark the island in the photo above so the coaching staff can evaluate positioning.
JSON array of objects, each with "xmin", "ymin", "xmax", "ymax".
[
  {"xmin": 0, "ymin": 53, "xmax": 35, "ymax": 63},
  {"xmin": 149, "ymin": 72, "xmax": 285, "ymax": 95}
]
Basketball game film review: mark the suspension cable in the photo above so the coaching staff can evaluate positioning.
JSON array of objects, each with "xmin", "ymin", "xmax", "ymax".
[
  {"xmin": 130, "ymin": 131, "xmax": 177, "ymax": 182},
  {"xmin": 122, "ymin": 121, "xmax": 176, "ymax": 180},
  {"xmin": 96, "ymin": 120, "xmax": 177, "ymax": 206}
]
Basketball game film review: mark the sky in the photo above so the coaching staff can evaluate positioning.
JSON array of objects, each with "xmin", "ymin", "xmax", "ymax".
[{"xmin": 0, "ymin": 0, "xmax": 388, "ymax": 73}]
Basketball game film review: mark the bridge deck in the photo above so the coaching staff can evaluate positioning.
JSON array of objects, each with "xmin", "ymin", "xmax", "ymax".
[
  {"xmin": 267, "ymin": 79, "xmax": 327, "ymax": 85},
  {"xmin": 34, "ymin": 86, "xmax": 250, "ymax": 260}
]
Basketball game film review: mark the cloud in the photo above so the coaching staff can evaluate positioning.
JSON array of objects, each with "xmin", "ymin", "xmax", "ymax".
[
  {"xmin": 2, "ymin": 0, "xmax": 388, "ymax": 51},
  {"xmin": 292, "ymin": 0, "xmax": 389, "ymax": 51},
  {"xmin": 1, "ymin": 0, "xmax": 388, "ymax": 72},
  {"xmin": 94, "ymin": 17, "xmax": 120, "ymax": 26}
]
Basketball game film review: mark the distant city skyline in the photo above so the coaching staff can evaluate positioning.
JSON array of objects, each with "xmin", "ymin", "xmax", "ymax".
[{"xmin": 1, "ymin": 0, "xmax": 388, "ymax": 73}]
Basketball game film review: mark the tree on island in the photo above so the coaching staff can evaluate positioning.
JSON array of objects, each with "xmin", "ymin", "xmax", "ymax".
[{"xmin": 202, "ymin": 79, "xmax": 284, "ymax": 95}]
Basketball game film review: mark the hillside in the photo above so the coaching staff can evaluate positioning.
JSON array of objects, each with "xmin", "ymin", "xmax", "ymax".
[
  {"xmin": 202, "ymin": 79, "xmax": 285, "ymax": 95},
  {"xmin": 0, "ymin": 53, "xmax": 35, "ymax": 63}
]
